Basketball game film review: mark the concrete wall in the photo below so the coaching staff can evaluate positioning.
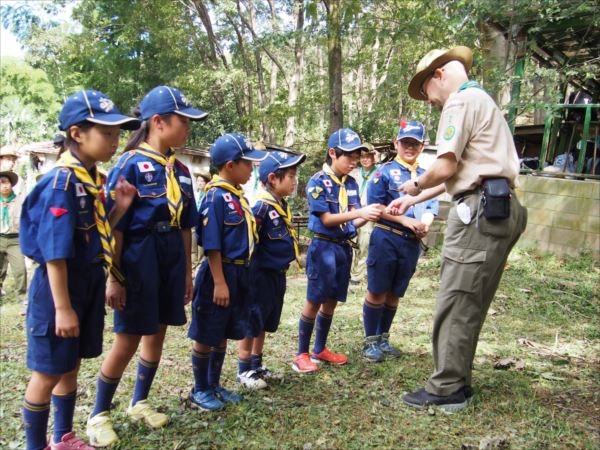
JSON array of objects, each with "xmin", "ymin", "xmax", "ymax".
[{"xmin": 515, "ymin": 175, "xmax": 600, "ymax": 259}]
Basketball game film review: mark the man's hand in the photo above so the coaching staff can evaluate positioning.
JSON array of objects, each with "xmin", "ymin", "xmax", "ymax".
[
  {"xmin": 358, "ymin": 203, "xmax": 384, "ymax": 222},
  {"xmin": 106, "ymin": 279, "xmax": 126, "ymax": 310},
  {"xmin": 400, "ymin": 179, "xmax": 421, "ymax": 196},
  {"xmin": 386, "ymin": 196, "xmax": 416, "ymax": 216},
  {"xmin": 55, "ymin": 306, "xmax": 80, "ymax": 338},
  {"xmin": 213, "ymin": 281, "xmax": 230, "ymax": 307}
]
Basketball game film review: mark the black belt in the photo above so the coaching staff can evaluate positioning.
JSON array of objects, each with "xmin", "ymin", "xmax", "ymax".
[
  {"xmin": 374, "ymin": 223, "xmax": 417, "ymax": 240},
  {"xmin": 222, "ymin": 257, "xmax": 250, "ymax": 267},
  {"xmin": 314, "ymin": 233, "xmax": 357, "ymax": 249},
  {"xmin": 127, "ymin": 221, "xmax": 178, "ymax": 236},
  {"xmin": 452, "ymin": 187, "xmax": 482, "ymax": 202},
  {"xmin": 0, "ymin": 233, "xmax": 19, "ymax": 238}
]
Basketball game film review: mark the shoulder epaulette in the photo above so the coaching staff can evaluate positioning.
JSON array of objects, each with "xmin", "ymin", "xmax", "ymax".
[
  {"xmin": 52, "ymin": 168, "xmax": 73, "ymax": 191},
  {"xmin": 118, "ymin": 151, "xmax": 137, "ymax": 169}
]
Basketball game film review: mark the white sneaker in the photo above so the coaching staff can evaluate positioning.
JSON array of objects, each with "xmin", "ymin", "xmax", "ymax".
[{"xmin": 237, "ymin": 370, "xmax": 268, "ymax": 390}]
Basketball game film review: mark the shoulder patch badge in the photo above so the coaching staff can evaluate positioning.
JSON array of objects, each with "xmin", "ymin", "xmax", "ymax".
[
  {"xmin": 443, "ymin": 125, "xmax": 456, "ymax": 140},
  {"xmin": 269, "ymin": 210, "xmax": 280, "ymax": 220},
  {"xmin": 75, "ymin": 183, "xmax": 87, "ymax": 197},
  {"xmin": 137, "ymin": 161, "xmax": 155, "ymax": 172}
]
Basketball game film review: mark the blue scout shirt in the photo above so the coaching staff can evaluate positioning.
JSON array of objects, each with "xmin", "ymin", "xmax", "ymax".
[
  {"xmin": 20, "ymin": 167, "xmax": 103, "ymax": 266},
  {"xmin": 252, "ymin": 199, "xmax": 296, "ymax": 270},
  {"xmin": 306, "ymin": 169, "xmax": 361, "ymax": 239},
  {"xmin": 368, "ymin": 160, "xmax": 439, "ymax": 228},
  {"xmin": 197, "ymin": 186, "xmax": 250, "ymax": 260},
  {"xmin": 106, "ymin": 150, "xmax": 198, "ymax": 231}
]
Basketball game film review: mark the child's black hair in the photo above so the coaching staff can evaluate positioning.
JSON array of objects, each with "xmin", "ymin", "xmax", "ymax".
[
  {"xmin": 325, "ymin": 147, "xmax": 345, "ymax": 165},
  {"xmin": 58, "ymin": 121, "xmax": 94, "ymax": 156},
  {"xmin": 264, "ymin": 167, "xmax": 290, "ymax": 189},
  {"xmin": 124, "ymin": 107, "xmax": 173, "ymax": 152}
]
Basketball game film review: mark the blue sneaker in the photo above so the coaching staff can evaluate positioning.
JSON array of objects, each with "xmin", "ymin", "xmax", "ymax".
[
  {"xmin": 189, "ymin": 388, "xmax": 224, "ymax": 411},
  {"xmin": 362, "ymin": 336, "xmax": 385, "ymax": 362},
  {"xmin": 378, "ymin": 333, "xmax": 402, "ymax": 358},
  {"xmin": 213, "ymin": 386, "xmax": 243, "ymax": 403}
]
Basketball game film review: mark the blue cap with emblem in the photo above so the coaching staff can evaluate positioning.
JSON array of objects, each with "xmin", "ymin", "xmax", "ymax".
[
  {"xmin": 59, "ymin": 90, "xmax": 141, "ymax": 131},
  {"xmin": 396, "ymin": 120, "xmax": 426, "ymax": 143},
  {"xmin": 139, "ymin": 85, "xmax": 208, "ymax": 121},
  {"xmin": 327, "ymin": 128, "xmax": 369, "ymax": 152},
  {"xmin": 258, "ymin": 151, "xmax": 306, "ymax": 183},
  {"xmin": 210, "ymin": 133, "xmax": 268, "ymax": 166}
]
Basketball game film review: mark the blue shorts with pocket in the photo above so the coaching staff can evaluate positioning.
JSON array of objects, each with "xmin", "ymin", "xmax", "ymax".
[
  {"xmin": 26, "ymin": 263, "xmax": 106, "ymax": 375},
  {"xmin": 306, "ymin": 238, "xmax": 352, "ymax": 304},
  {"xmin": 188, "ymin": 260, "xmax": 250, "ymax": 346},
  {"xmin": 367, "ymin": 226, "xmax": 421, "ymax": 297},
  {"xmin": 114, "ymin": 230, "xmax": 187, "ymax": 335},
  {"xmin": 247, "ymin": 266, "xmax": 287, "ymax": 336}
]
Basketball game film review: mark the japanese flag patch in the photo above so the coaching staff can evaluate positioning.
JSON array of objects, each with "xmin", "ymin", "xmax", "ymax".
[
  {"xmin": 390, "ymin": 169, "xmax": 401, "ymax": 176},
  {"xmin": 223, "ymin": 192, "xmax": 233, "ymax": 202},
  {"xmin": 137, "ymin": 161, "xmax": 155, "ymax": 172},
  {"xmin": 269, "ymin": 210, "xmax": 280, "ymax": 220},
  {"xmin": 323, "ymin": 179, "xmax": 332, "ymax": 187},
  {"xmin": 75, "ymin": 183, "xmax": 87, "ymax": 197}
]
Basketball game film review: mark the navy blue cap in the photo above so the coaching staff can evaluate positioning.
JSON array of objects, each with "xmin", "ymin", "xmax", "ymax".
[
  {"xmin": 139, "ymin": 86, "xmax": 208, "ymax": 121},
  {"xmin": 210, "ymin": 133, "xmax": 268, "ymax": 166},
  {"xmin": 58, "ymin": 90, "xmax": 140, "ymax": 131},
  {"xmin": 258, "ymin": 151, "xmax": 306, "ymax": 183},
  {"xmin": 327, "ymin": 128, "xmax": 368, "ymax": 152},
  {"xmin": 396, "ymin": 120, "xmax": 426, "ymax": 143}
]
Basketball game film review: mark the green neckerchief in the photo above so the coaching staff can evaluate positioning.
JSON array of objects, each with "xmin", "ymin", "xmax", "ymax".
[
  {"xmin": 360, "ymin": 166, "xmax": 377, "ymax": 193},
  {"xmin": 1, "ymin": 192, "xmax": 16, "ymax": 229},
  {"xmin": 458, "ymin": 80, "xmax": 484, "ymax": 92},
  {"xmin": 252, "ymin": 165, "xmax": 259, "ymax": 193}
]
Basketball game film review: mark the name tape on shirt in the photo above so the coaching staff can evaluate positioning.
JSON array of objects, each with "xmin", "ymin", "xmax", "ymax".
[
  {"xmin": 347, "ymin": 189, "xmax": 357, "ymax": 196},
  {"xmin": 137, "ymin": 161, "xmax": 155, "ymax": 172},
  {"xmin": 269, "ymin": 210, "xmax": 280, "ymax": 220},
  {"xmin": 179, "ymin": 176, "xmax": 192, "ymax": 185},
  {"xmin": 75, "ymin": 183, "xmax": 87, "ymax": 197}
]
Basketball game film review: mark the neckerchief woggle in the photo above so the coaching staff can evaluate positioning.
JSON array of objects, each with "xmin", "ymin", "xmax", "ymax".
[
  {"xmin": 54, "ymin": 151, "xmax": 126, "ymax": 285},
  {"xmin": 256, "ymin": 189, "xmax": 301, "ymax": 267},
  {"xmin": 135, "ymin": 142, "xmax": 183, "ymax": 227},
  {"xmin": 205, "ymin": 175, "xmax": 258, "ymax": 258}
]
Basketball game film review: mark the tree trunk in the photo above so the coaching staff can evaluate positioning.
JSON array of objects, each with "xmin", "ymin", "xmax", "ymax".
[
  {"xmin": 317, "ymin": 45, "xmax": 326, "ymax": 131},
  {"xmin": 284, "ymin": 0, "xmax": 305, "ymax": 147},
  {"xmin": 323, "ymin": 0, "xmax": 343, "ymax": 133}
]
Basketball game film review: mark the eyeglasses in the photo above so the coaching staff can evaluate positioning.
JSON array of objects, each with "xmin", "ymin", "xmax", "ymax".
[{"xmin": 400, "ymin": 140, "xmax": 422, "ymax": 149}]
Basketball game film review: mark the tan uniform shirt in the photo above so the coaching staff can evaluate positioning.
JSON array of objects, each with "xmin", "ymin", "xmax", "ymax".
[
  {"xmin": 1, "ymin": 193, "xmax": 23, "ymax": 234},
  {"xmin": 436, "ymin": 86, "xmax": 519, "ymax": 196},
  {"xmin": 350, "ymin": 164, "xmax": 379, "ymax": 205}
]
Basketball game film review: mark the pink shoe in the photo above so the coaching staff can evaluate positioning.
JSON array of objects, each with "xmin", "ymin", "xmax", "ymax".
[{"xmin": 51, "ymin": 432, "xmax": 95, "ymax": 449}]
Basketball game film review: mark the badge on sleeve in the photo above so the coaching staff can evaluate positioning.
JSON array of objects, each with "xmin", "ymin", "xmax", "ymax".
[
  {"xmin": 347, "ymin": 189, "xmax": 357, "ymax": 196},
  {"xmin": 390, "ymin": 169, "xmax": 401, "ymax": 176},
  {"xmin": 144, "ymin": 172, "xmax": 154, "ymax": 183},
  {"xmin": 311, "ymin": 186, "xmax": 323, "ymax": 199},
  {"xmin": 223, "ymin": 192, "xmax": 233, "ymax": 202},
  {"xmin": 75, "ymin": 183, "xmax": 87, "ymax": 197},
  {"xmin": 49, "ymin": 207, "xmax": 69, "ymax": 217},
  {"xmin": 179, "ymin": 176, "xmax": 192, "ymax": 185},
  {"xmin": 323, "ymin": 179, "xmax": 332, "ymax": 187},
  {"xmin": 269, "ymin": 210, "xmax": 280, "ymax": 220},
  {"xmin": 444, "ymin": 125, "xmax": 456, "ymax": 141},
  {"xmin": 137, "ymin": 161, "xmax": 155, "ymax": 172}
]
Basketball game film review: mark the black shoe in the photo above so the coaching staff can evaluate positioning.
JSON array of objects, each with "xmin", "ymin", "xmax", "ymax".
[
  {"xmin": 463, "ymin": 385, "xmax": 475, "ymax": 405},
  {"xmin": 403, "ymin": 387, "xmax": 468, "ymax": 412}
]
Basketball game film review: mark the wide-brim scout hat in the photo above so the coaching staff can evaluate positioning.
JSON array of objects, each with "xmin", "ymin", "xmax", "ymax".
[
  {"xmin": 361, "ymin": 142, "xmax": 376, "ymax": 155},
  {"xmin": 210, "ymin": 133, "xmax": 268, "ymax": 166},
  {"xmin": 327, "ymin": 128, "xmax": 369, "ymax": 152},
  {"xmin": 259, "ymin": 151, "xmax": 306, "ymax": 183},
  {"xmin": 408, "ymin": 46, "xmax": 473, "ymax": 101},
  {"xmin": 0, "ymin": 170, "xmax": 19, "ymax": 186},
  {"xmin": 194, "ymin": 170, "xmax": 212, "ymax": 182},
  {"xmin": 140, "ymin": 86, "xmax": 208, "ymax": 121},
  {"xmin": 0, "ymin": 145, "xmax": 19, "ymax": 158},
  {"xmin": 59, "ymin": 90, "xmax": 141, "ymax": 131}
]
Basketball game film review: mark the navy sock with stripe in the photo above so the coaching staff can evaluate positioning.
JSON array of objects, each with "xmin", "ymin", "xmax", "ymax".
[
  {"xmin": 297, "ymin": 314, "xmax": 315, "ymax": 355},
  {"xmin": 132, "ymin": 357, "xmax": 159, "ymax": 406},
  {"xmin": 250, "ymin": 353, "xmax": 263, "ymax": 371},
  {"xmin": 191, "ymin": 349, "xmax": 210, "ymax": 392},
  {"xmin": 52, "ymin": 390, "xmax": 76, "ymax": 444},
  {"xmin": 22, "ymin": 399, "xmax": 50, "ymax": 450},
  {"xmin": 312, "ymin": 311, "xmax": 333, "ymax": 355},
  {"xmin": 377, "ymin": 304, "xmax": 398, "ymax": 335},
  {"xmin": 208, "ymin": 346, "xmax": 226, "ymax": 388},
  {"xmin": 238, "ymin": 357, "xmax": 251, "ymax": 375},
  {"xmin": 363, "ymin": 299, "xmax": 384, "ymax": 337},
  {"xmin": 92, "ymin": 370, "xmax": 120, "ymax": 417}
]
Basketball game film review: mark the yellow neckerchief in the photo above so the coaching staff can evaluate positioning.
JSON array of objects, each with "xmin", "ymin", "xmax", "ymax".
[
  {"xmin": 54, "ymin": 151, "xmax": 122, "ymax": 281},
  {"xmin": 256, "ymin": 189, "xmax": 300, "ymax": 267},
  {"xmin": 394, "ymin": 155, "xmax": 419, "ymax": 180},
  {"xmin": 135, "ymin": 142, "xmax": 183, "ymax": 227},
  {"xmin": 321, "ymin": 163, "xmax": 348, "ymax": 213},
  {"xmin": 205, "ymin": 175, "xmax": 257, "ymax": 258}
]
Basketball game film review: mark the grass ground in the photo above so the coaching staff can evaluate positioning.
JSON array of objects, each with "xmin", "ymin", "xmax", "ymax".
[{"xmin": 1, "ymin": 247, "xmax": 598, "ymax": 449}]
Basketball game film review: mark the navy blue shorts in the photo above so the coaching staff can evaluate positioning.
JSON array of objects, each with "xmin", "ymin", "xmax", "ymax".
[
  {"xmin": 367, "ymin": 226, "xmax": 421, "ymax": 297},
  {"xmin": 188, "ymin": 261, "xmax": 250, "ymax": 346},
  {"xmin": 114, "ymin": 231, "xmax": 187, "ymax": 335},
  {"xmin": 306, "ymin": 238, "xmax": 352, "ymax": 304},
  {"xmin": 247, "ymin": 266, "xmax": 286, "ymax": 336},
  {"xmin": 27, "ymin": 264, "xmax": 106, "ymax": 375}
]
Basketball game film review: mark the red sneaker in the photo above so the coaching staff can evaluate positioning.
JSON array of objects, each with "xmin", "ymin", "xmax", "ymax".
[
  {"xmin": 292, "ymin": 353, "xmax": 319, "ymax": 373},
  {"xmin": 311, "ymin": 348, "xmax": 348, "ymax": 365}
]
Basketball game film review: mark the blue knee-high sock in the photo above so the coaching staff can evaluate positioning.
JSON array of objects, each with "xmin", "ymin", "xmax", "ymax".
[
  {"xmin": 208, "ymin": 346, "xmax": 226, "ymax": 388},
  {"xmin": 191, "ymin": 349, "xmax": 210, "ymax": 392},
  {"xmin": 378, "ymin": 304, "xmax": 398, "ymax": 335},
  {"xmin": 131, "ymin": 357, "xmax": 159, "ymax": 406},
  {"xmin": 363, "ymin": 299, "xmax": 384, "ymax": 337},
  {"xmin": 52, "ymin": 390, "xmax": 76, "ymax": 443},
  {"xmin": 250, "ymin": 353, "xmax": 263, "ymax": 371},
  {"xmin": 92, "ymin": 371, "xmax": 120, "ymax": 417},
  {"xmin": 23, "ymin": 399, "xmax": 50, "ymax": 450},
  {"xmin": 298, "ymin": 314, "xmax": 315, "ymax": 355},
  {"xmin": 312, "ymin": 312, "xmax": 333, "ymax": 355},
  {"xmin": 238, "ymin": 357, "xmax": 251, "ymax": 375}
]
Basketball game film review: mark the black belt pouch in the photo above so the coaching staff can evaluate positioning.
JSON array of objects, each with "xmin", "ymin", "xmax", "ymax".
[{"xmin": 482, "ymin": 178, "xmax": 511, "ymax": 219}]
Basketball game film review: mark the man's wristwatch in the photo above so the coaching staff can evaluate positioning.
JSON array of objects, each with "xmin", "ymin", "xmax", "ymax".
[{"xmin": 413, "ymin": 179, "xmax": 423, "ymax": 194}]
